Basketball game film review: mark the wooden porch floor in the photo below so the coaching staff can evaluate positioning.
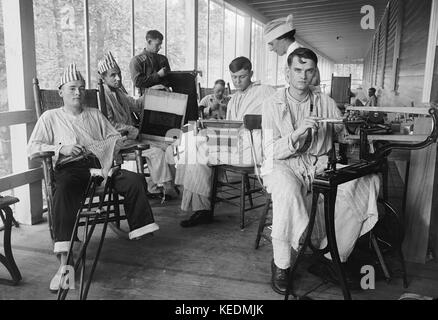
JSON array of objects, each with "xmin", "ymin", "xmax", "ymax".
[{"xmin": 1, "ymin": 162, "xmax": 438, "ymax": 300}]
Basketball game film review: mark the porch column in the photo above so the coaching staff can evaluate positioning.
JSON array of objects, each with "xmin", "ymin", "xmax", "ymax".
[{"xmin": 2, "ymin": 0, "xmax": 43, "ymax": 225}]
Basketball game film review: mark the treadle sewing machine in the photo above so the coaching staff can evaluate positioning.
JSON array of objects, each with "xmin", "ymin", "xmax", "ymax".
[{"xmin": 285, "ymin": 106, "xmax": 438, "ymax": 301}]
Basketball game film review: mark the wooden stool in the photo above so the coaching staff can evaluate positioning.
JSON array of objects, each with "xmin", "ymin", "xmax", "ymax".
[{"xmin": 0, "ymin": 196, "xmax": 22, "ymax": 286}]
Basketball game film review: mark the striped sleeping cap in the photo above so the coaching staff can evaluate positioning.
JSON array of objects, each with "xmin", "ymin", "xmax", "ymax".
[
  {"xmin": 98, "ymin": 51, "xmax": 120, "ymax": 75},
  {"xmin": 59, "ymin": 63, "xmax": 85, "ymax": 89}
]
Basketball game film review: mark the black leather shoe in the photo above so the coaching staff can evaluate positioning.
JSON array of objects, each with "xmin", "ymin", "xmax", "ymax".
[
  {"xmin": 271, "ymin": 259, "xmax": 290, "ymax": 295},
  {"xmin": 180, "ymin": 210, "xmax": 213, "ymax": 228}
]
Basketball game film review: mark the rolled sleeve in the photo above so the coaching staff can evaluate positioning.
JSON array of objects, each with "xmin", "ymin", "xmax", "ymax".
[{"xmin": 287, "ymin": 134, "xmax": 301, "ymax": 154}]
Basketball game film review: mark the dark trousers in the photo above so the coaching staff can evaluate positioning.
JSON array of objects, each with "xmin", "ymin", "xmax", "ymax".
[{"xmin": 52, "ymin": 162, "xmax": 154, "ymax": 243}]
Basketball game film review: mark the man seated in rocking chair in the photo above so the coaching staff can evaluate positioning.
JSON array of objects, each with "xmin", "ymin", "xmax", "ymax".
[
  {"xmin": 27, "ymin": 63, "xmax": 159, "ymax": 292},
  {"xmin": 98, "ymin": 51, "xmax": 174, "ymax": 199}
]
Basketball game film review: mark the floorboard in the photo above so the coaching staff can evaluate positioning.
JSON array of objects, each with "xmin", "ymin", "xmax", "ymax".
[{"xmin": 1, "ymin": 161, "xmax": 437, "ymax": 300}]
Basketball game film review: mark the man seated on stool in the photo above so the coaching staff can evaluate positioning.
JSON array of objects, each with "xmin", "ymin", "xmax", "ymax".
[
  {"xmin": 27, "ymin": 64, "xmax": 159, "ymax": 292},
  {"xmin": 199, "ymin": 79, "xmax": 231, "ymax": 120},
  {"xmin": 98, "ymin": 51, "xmax": 174, "ymax": 198},
  {"xmin": 261, "ymin": 48, "xmax": 380, "ymax": 294},
  {"xmin": 176, "ymin": 57, "xmax": 276, "ymax": 227}
]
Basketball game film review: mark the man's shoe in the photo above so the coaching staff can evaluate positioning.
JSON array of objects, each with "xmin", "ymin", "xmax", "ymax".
[
  {"xmin": 49, "ymin": 268, "xmax": 62, "ymax": 293},
  {"xmin": 49, "ymin": 265, "xmax": 75, "ymax": 293},
  {"xmin": 146, "ymin": 192, "xmax": 162, "ymax": 200},
  {"xmin": 131, "ymin": 233, "xmax": 154, "ymax": 241},
  {"xmin": 271, "ymin": 259, "xmax": 290, "ymax": 295},
  {"xmin": 180, "ymin": 210, "xmax": 213, "ymax": 228}
]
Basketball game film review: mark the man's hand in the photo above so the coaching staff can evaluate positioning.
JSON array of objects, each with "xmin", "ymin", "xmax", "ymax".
[
  {"xmin": 291, "ymin": 118, "xmax": 319, "ymax": 143},
  {"xmin": 60, "ymin": 144, "xmax": 86, "ymax": 157},
  {"xmin": 157, "ymin": 67, "xmax": 167, "ymax": 78},
  {"xmin": 150, "ymin": 84, "xmax": 169, "ymax": 91},
  {"xmin": 211, "ymin": 102, "xmax": 220, "ymax": 111}
]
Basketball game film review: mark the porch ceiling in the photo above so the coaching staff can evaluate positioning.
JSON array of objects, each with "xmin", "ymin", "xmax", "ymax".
[{"xmin": 244, "ymin": 0, "xmax": 389, "ymax": 63}]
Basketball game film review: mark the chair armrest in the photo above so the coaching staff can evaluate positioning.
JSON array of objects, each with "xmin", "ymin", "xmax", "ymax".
[
  {"xmin": 30, "ymin": 151, "xmax": 55, "ymax": 161},
  {"xmin": 120, "ymin": 143, "xmax": 150, "ymax": 155},
  {"xmin": 135, "ymin": 143, "xmax": 150, "ymax": 151}
]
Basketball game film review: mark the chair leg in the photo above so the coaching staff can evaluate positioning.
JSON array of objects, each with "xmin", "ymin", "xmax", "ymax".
[
  {"xmin": 244, "ymin": 175, "xmax": 254, "ymax": 208},
  {"xmin": 378, "ymin": 199, "xmax": 409, "ymax": 289},
  {"xmin": 402, "ymin": 160, "xmax": 410, "ymax": 220},
  {"xmin": 381, "ymin": 160, "xmax": 389, "ymax": 206},
  {"xmin": 397, "ymin": 247, "xmax": 409, "ymax": 288},
  {"xmin": 240, "ymin": 174, "xmax": 246, "ymax": 230},
  {"xmin": 370, "ymin": 232, "xmax": 391, "ymax": 282},
  {"xmin": 79, "ymin": 217, "xmax": 89, "ymax": 299},
  {"xmin": 113, "ymin": 194, "xmax": 120, "ymax": 229},
  {"xmin": 255, "ymin": 196, "xmax": 271, "ymax": 250},
  {"xmin": 0, "ymin": 207, "xmax": 22, "ymax": 285},
  {"xmin": 324, "ymin": 188, "xmax": 352, "ymax": 300},
  {"xmin": 210, "ymin": 166, "xmax": 219, "ymax": 217}
]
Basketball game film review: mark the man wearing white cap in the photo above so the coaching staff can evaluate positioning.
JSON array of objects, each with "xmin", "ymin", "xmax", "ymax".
[
  {"xmin": 28, "ymin": 64, "xmax": 159, "ymax": 291},
  {"xmin": 264, "ymin": 14, "xmax": 320, "ymax": 88},
  {"xmin": 98, "ymin": 51, "xmax": 174, "ymax": 198}
]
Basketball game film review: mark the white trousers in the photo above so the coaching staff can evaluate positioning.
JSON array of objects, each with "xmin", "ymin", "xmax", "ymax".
[
  {"xmin": 122, "ymin": 147, "xmax": 173, "ymax": 193},
  {"xmin": 263, "ymin": 160, "xmax": 380, "ymax": 269}
]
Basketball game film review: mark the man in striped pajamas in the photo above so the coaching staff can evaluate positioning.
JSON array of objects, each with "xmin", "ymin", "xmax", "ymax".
[
  {"xmin": 98, "ymin": 52, "xmax": 174, "ymax": 197},
  {"xmin": 28, "ymin": 64, "xmax": 159, "ymax": 291}
]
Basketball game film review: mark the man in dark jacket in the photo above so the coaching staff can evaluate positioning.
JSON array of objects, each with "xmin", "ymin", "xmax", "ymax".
[{"xmin": 129, "ymin": 30, "xmax": 171, "ymax": 96}]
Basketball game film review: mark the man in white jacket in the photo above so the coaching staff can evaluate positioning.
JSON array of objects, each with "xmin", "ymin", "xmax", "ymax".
[
  {"xmin": 176, "ymin": 57, "xmax": 276, "ymax": 227},
  {"xmin": 261, "ymin": 48, "xmax": 380, "ymax": 294}
]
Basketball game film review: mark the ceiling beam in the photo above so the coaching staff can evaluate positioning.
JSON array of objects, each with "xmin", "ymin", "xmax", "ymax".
[
  {"xmin": 244, "ymin": 0, "xmax": 389, "ymax": 64},
  {"xmin": 250, "ymin": 0, "xmax": 328, "ymax": 6},
  {"xmin": 223, "ymin": 0, "xmax": 268, "ymax": 23},
  {"xmin": 253, "ymin": 0, "xmax": 385, "ymax": 10}
]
